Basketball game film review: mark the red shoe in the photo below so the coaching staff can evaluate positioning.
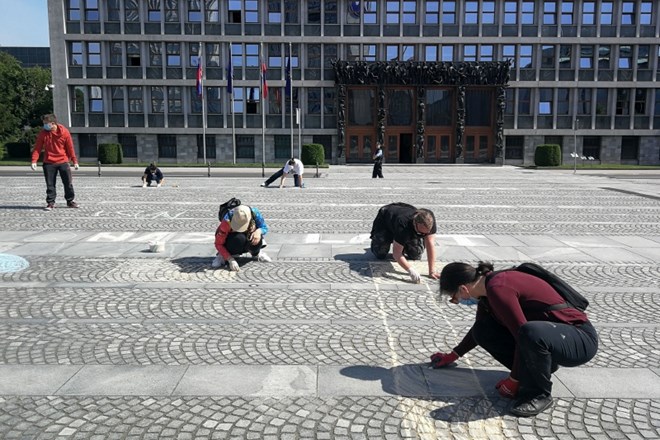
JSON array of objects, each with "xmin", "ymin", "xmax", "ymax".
[
  {"xmin": 44, "ymin": 202, "xmax": 55, "ymax": 211},
  {"xmin": 67, "ymin": 201, "xmax": 80, "ymax": 208}
]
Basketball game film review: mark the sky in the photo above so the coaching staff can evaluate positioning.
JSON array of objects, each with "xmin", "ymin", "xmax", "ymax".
[{"xmin": 0, "ymin": 0, "xmax": 49, "ymax": 47}]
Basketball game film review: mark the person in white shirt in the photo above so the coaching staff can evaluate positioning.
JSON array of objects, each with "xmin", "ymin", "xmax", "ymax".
[
  {"xmin": 372, "ymin": 143, "xmax": 384, "ymax": 178},
  {"xmin": 279, "ymin": 158, "xmax": 304, "ymax": 188}
]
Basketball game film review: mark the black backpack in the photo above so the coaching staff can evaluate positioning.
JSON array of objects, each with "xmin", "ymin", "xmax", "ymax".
[
  {"xmin": 513, "ymin": 262, "xmax": 589, "ymax": 312},
  {"xmin": 218, "ymin": 197, "xmax": 241, "ymax": 221}
]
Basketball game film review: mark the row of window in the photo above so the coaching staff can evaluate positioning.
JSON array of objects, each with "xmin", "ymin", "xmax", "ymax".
[
  {"xmin": 505, "ymin": 135, "xmax": 644, "ymax": 161},
  {"xmin": 71, "ymin": 84, "xmax": 660, "ymax": 120},
  {"xmin": 69, "ymin": 41, "xmax": 660, "ymax": 72},
  {"xmin": 68, "ymin": 0, "xmax": 656, "ymax": 26}
]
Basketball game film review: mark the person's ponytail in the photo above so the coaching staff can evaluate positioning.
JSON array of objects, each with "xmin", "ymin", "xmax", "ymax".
[{"xmin": 475, "ymin": 261, "xmax": 494, "ymax": 276}]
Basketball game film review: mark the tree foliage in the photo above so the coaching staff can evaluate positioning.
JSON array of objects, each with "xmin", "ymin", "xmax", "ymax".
[{"xmin": 0, "ymin": 52, "xmax": 53, "ymax": 146}]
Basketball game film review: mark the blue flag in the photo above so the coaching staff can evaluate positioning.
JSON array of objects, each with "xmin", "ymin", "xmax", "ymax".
[
  {"xmin": 285, "ymin": 56, "xmax": 291, "ymax": 96},
  {"xmin": 226, "ymin": 45, "xmax": 233, "ymax": 94}
]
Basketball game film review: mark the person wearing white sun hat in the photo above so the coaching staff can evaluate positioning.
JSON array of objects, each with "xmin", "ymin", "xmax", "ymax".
[{"xmin": 213, "ymin": 204, "xmax": 271, "ymax": 271}]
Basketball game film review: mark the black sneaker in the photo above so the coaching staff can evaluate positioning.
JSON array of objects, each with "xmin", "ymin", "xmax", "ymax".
[
  {"xmin": 44, "ymin": 202, "xmax": 55, "ymax": 211},
  {"xmin": 510, "ymin": 395, "xmax": 553, "ymax": 417},
  {"xmin": 67, "ymin": 201, "xmax": 80, "ymax": 208}
]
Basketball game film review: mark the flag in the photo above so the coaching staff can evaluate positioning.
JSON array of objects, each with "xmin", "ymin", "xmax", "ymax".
[
  {"xmin": 260, "ymin": 56, "xmax": 268, "ymax": 99},
  {"xmin": 226, "ymin": 45, "xmax": 233, "ymax": 94},
  {"xmin": 285, "ymin": 56, "xmax": 291, "ymax": 96},
  {"xmin": 195, "ymin": 55, "xmax": 203, "ymax": 97}
]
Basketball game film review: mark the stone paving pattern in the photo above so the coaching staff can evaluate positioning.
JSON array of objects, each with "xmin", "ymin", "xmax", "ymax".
[{"xmin": 0, "ymin": 165, "xmax": 659, "ymax": 439}]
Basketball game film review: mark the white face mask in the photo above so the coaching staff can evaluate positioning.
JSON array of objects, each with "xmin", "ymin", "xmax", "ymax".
[
  {"xmin": 459, "ymin": 298, "xmax": 479, "ymax": 306},
  {"xmin": 43, "ymin": 123, "xmax": 53, "ymax": 131}
]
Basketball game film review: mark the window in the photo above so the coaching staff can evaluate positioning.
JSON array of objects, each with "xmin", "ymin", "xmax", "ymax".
[
  {"xmin": 149, "ymin": 42, "xmax": 162, "ymax": 66},
  {"xmin": 187, "ymin": 0, "xmax": 202, "ymax": 21},
  {"xmin": 274, "ymin": 135, "xmax": 291, "ymax": 159},
  {"xmin": 640, "ymin": 2, "xmax": 652, "ymax": 25},
  {"xmin": 634, "ymin": 89, "xmax": 647, "ymax": 114},
  {"xmin": 616, "ymin": 89, "xmax": 630, "ymax": 115},
  {"xmin": 125, "ymin": 0, "xmax": 139, "ymax": 21},
  {"xmin": 85, "ymin": 0, "xmax": 99, "ymax": 20},
  {"xmin": 600, "ymin": 2, "xmax": 613, "ymax": 25},
  {"xmin": 539, "ymin": 88, "xmax": 553, "ymax": 114},
  {"xmin": 521, "ymin": 1, "xmax": 535, "ymax": 24},
  {"xmin": 89, "ymin": 86, "xmax": 103, "ymax": 112},
  {"xmin": 442, "ymin": 1, "xmax": 456, "ymax": 24},
  {"xmin": 268, "ymin": 43, "xmax": 282, "ymax": 67},
  {"xmin": 425, "ymin": 0, "xmax": 439, "ymax": 24},
  {"xmin": 582, "ymin": 2, "xmax": 595, "ymax": 24},
  {"xmin": 158, "ymin": 134, "xmax": 177, "ymax": 158},
  {"xmin": 110, "ymin": 42, "xmax": 122, "ymax": 66},
  {"xmin": 519, "ymin": 45, "xmax": 533, "ymax": 68},
  {"xmin": 480, "ymin": 45, "xmax": 493, "ymax": 61},
  {"xmin": 541, "ymin": 45, "xmax": 555, "ymax": 68},
  {"xmin": 308, "ymin": 87, "xmax": 321, "ymax": 114},
  {"xmin": 543, "ymin": 2, "xmax": 557, "ymax": 24},
  {"xmin": 236, "ymin": 135, "xmax": 255, "ymax": 159},
  {"xmin": 560, "ymin": 1, "xmax": 573, "ymax": 24},
  {"xmin": 165, "ymin": 0, "xmax": 180, "ymax": 22},
  {"xmin": 348, "ymin": 89, "xmax": 374, "ymax": 126},
  {"xmin": 111, "ymin": 86, "xmax": 123, "ymax": 112},
  {"xmin": 505, "ymin": 88, "xmax": 514, "ymax": 114},
  {"xmin": 324, "ymin": 0, "xmax": 337, "ymax": 24},
  {"xmin": 245, "ymin": 44, "xmax": 258, "ymax": 67},
  {"xmin": 71, "ymin": 42, "xmax": 83, "ymax": 65},
  {"xmin": 148, "ymin": 1, "xmax": 161, "ymax": 21},
  {"xmin": 189, "ymin": 42, "xmax": 202, "ymax": 66},
  {"xmin": 228, "ymin": 0, "xmax": 258, "ymax": 23},
  {"xmin": 168, "ymin": 87, "xmax": 182, "ymax": 113},
  {"xmin": 425, "ymin": 45, "xmax": 437, "ymax": 61},
  {"xmin": 78, "ymin": 134, "xmax": 98, "ymax": 157},
  {"xmin": 620, "ymin": 137, "xmax": 639, "ymax": 160},
  {"xmin": 402, "ymin": 45, "xmax": 414, "ymax": 61},
  {"xmin": 619, "ymin": 46, "xmax": 632, "ymax": 69},
  {"xmin": 197, "ymin": 135, "xmax": 216, "ymax": 159},
  {"xmin": 580, "ymin": 45, "xmax": 593, "ymax": 68},
  {"xmin": 518, "ymin": 88, "xmax": 531, "ymax": 114},
  {"xmin": 308, "ymin": 0, "xmax": 321, "ymax": 23},
  {"xmin": 559, "ymin": 45, "xmax": 572, "ymax": 69},
  {"xmin": 151, "ymin": 86, "xmax": 164, "ymax": 113},
  {"xmin": 128, "ymin": 86, "xmax": 143, "ymax": 112},
  {"xmin": 68, "ymin": 0, "xmax": 81, "ymax": 20},
  {"xmin": 504, "ymin": 2, "xmax": 517, "ymax": 24},
  {"xmin": 386, "ymin": 45, "xmax": 399, "ymax": 61},
  {"xmin": 637, "ymin": 45, "xmax": 649, "ymax": 69},
  {"xmin": 284, "ymin": 0, "xmax": 298, "ymax": 23},
  {"xmin": 465, "ymin": 1, "xmax": 478, "ymax": 24},
  {"xmin": 191, "ymin": 88, "xmax": 202, "ymax": 113},
  {"xmin": 73, "ymin": 86, "xmax": 85, "ymax": 112},
  {"xmin": 166, "ymin": 43, "xmax": 181, "ymax": 66},
  {"xmin": 482, "ymin": 1, "xmax": 495, "ymax": 24},
  {"xmin": 87, "ymin": 42, "xmax": 101, "ymax": 65},
  {"xmin": 441, "ymin": 46, "xmax": 453, "ymax": 62},
  {"xmin": 464, "ymin": 45, "xmax": 476, "ymax": 62},
  {"xmin": 557, "ymin": 88, "xmax": 570, "ymax": 114},
  {"xmin": 323, "ymin": 87, "xmax": 335, "ymax": 115},
  {"xmin": 402, "ymin": 1, "xmax": 416, "ymax": 23},
  {"xmin": 655, "ymin": 89, "xmax": 660, "ymax": 115},
  {"xmin": 364, "ymin": 1, "xmax": 377, "ymax": 24},
  {"xmin": 205, "ymin": 0, "xmax": 220, "ymax": 21},
  {"xmin": 621, "ymin": 2, "xmax": 635, "ymax": 25},
  {"xmin": 386, "ymin": 1, "xmax": 400, "ymax": 24},
  {"xmin": 598, "ymin": 45, "xmax": 610, "ymax": 68},
  {"xmin": 118, "ymin": 134, "xmax": 137, "ymax": 158},
  {"xmin": 268, "ymin": 0, "xmax": 282, "ymax": 23},
  {"xmin": 107, "ymin": 0, "xmax": 120, "ymax": 21},
  {"xmin": 596, "ymin": 89, "xmax": 608, "ymax": 115},
  {"xmin": 426, "ymin": 89, "xmax": 452, "ymax": 126},
  {"xmin": 502, "ymin": 45, "xmax": 516, "ymax": 67},
  {"xmin": 505, "ymin": 136, "xmax": 524, "ymax": 160},
  {"xmin": 577, "ymin": 88, "xmax": 592, "ymax": 115},
  {"xmin": 583, "ymin": 137, "xmax": 601, "ymax": 159},
  {"xmin": 127, "ymin": 42, "xmax": 140, "ymax": 66},
  {"xmin": 207, "ymin": 87, "xmax": 222, "ymax": 113}
]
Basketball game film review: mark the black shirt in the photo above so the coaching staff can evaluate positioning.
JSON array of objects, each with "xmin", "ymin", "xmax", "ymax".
[{"xmin": 374, "ymin": 202, "xmax": 437, "ymax": 244}]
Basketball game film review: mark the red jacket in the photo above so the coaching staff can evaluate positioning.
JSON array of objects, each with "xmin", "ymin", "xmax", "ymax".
[{"xmin": 31, "ymin": 124, "xmax": 77, "ymax": 165}]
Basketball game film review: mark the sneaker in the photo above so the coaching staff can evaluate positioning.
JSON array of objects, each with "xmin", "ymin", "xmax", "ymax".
[
  {"xmin": 510, "ymin": 395, "xmax": 553, "ymax": 417},
  {"xmin": 211, "ymin": 254, "xmax": 225, "ymax": 268},
  {"xmin": 260, "ymin": 182, "xmax": 267, "ymax": 187},
  {"xmin": 142, "ymin": 183, "xmax": 147, "ymax": 188},
  {"xmin": 256, "ymin": 252, "xmax": 272, "ymax": 263},
  {"xmin": 44, "ymin": 202, "xmax": 55, "ymax": 211},
  {"xmin": 67, "ymin": 201, "xmax": 79, "ymax": 208}
]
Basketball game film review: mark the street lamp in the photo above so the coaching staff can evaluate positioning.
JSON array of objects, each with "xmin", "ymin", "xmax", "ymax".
[{"xmin": 572, "ymin": 117, "xmax": 579, "ymax": 174}]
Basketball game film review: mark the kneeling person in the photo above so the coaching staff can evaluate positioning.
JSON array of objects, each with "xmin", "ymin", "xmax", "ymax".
[
  {"xmin": 142, "ymin": 163, "xmax": 164, "ymax": 187},
  {"xmin": 370, "ymin": 202, "xmax": 439, "ymax": 283},
  {"xmin": 213, "ymin": 205, "xmax": 271, "ymax": 271}
]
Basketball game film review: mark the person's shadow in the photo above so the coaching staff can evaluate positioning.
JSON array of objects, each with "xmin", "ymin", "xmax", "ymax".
[
  {"xmin": 171, "ymin": 256, "xmax": 214, "ymax": 274},
  {"xmin": 0, "ymin": 205, "xmax": 45, "ymax": 210},
  {"xmin": 339, "ymin": 364, "xmax": 508, "ymax": 421}
]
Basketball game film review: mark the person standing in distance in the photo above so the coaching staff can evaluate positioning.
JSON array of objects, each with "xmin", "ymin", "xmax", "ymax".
[
  {"xmin": 372, "ymin": 143, "xmax": 384, "ymax": 178},
  {"xmin": 30, "ymin": 114, "xmax": 80, "ymax": 210}
]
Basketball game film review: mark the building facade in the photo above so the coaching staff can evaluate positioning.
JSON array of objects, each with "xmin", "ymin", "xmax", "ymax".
[{"xmin": 48, "ymin": 0, "xmax": 660, "ymax": 165}]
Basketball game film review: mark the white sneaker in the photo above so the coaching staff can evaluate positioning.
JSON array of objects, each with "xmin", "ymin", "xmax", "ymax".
[
  {"xmin": 211, "ymin": 254, "xmax": 225, "ymax": 268},
  {"xmin": 260, "ymin": 183, "xmax": 266, "ymax": 187},
  {"xmin": 256, "ymin": 252, "xmax": 271, "ymax": 263},
  {"xmin": 142, "ymin": 183, "xmax": 147, "ymax": 188}
]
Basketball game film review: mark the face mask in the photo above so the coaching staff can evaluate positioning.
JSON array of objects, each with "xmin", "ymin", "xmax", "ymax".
[
  {"xmin": 43, "ymin": 124, "xmax": 53, "ymax": 131},
  {"xmin": 459, "ymin": 298, "xmax": 479, "ymax": 306}
]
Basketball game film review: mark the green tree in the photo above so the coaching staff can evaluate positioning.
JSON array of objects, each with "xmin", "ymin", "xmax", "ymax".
[{"xmin": 0, "ymin": 52, "xmax": 26, "ymax": 143}]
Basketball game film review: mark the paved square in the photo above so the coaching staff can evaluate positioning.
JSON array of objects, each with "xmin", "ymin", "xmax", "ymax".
[{"xmin": 0, "ymin": 165, "xmax": 659, "ymax": 439}]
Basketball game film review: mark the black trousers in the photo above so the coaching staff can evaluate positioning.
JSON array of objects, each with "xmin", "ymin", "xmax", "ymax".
[
  {"xmin": 472, "ymin": 314, "xmax": 598, "ymax": 398},
  {"xmin": 372, "ymin": 162, "xmax": 383, "ymax": 178},
  {"xmin": 370, "ymin": 209, "xmax": 424, "ymax": 260},
  {"xmin": 264, "ymin": 168, "xmax": 284, "ymax": 186},
  {"xmin": 145, "ymin": 174, "xmax": 162, "ymax": 185},
  {"xmin": 42, "ymin": 162, "xmax": 74, "ymax": 204},
  {"xmin": 224, "ymin": 232, "xmax": 263, "ymax": 257}
]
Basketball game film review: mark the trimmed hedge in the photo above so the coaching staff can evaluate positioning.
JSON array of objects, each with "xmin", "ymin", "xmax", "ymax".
[
  {"xmin": 534, "ymin": 144, "xmax": 561, "ymax": 166},
  {"xmin": 98, "ymin": 143, "xmax": 123, "ymax": 164},
  {"xmin": 4, "ymin": 142, "xmax": 32, "ymax": 159},
  {"xmin": 301, "ymin": 143, "xmax": 325, "ymax": 166}
]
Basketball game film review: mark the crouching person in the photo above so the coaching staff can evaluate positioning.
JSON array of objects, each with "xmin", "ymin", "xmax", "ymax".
[
  {"xmin": 370, "ymin": 202, "xmax": 439, "ymax": 283},
  {"xmin": 431, "ymin": 261, "xmax": 598, "ymax": 417},
  {"xmin": 213, "ymin": 205, "xmax": 271, "ymax": 271}
]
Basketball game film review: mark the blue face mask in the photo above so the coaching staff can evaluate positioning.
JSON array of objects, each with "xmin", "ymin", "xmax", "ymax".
[
  {"xmin": 43, "ymin": 124, "xmax": 53, "ymax": 131},
  {"xmin": 459, "ymin": 298, "xmax": 479, "ymax": 306}
]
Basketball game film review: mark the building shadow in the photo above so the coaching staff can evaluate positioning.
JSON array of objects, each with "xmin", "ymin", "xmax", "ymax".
[{"xmin": 339, "ymin": 363, "xmax": 508, "ymax": 421}]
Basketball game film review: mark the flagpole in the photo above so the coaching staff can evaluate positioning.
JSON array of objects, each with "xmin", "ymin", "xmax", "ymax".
[
  {"xmin": 289, "ymin": 42, "xmax": 293, "ymax": 158},
  {"xmin": 228, "ymin": 43, "xmax": 236, "ymax": 165},
  {"xmin": 200, "ymin": 42, "xmax": 207, "ymax": 166},
  {"xmin": 260, "ymin": 42, "xmax": 266, "ymax": 177}
]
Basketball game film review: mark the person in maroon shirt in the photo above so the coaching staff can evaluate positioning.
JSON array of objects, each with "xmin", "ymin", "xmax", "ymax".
[{"xmin": 431, "ymin": 261, "xmax": 598, "ymax": 417}]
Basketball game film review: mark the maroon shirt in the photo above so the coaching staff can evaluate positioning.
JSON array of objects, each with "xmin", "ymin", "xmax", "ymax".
[{"xmin": 453, "ymin": 271, "xmax": 589, "ymax": 378}]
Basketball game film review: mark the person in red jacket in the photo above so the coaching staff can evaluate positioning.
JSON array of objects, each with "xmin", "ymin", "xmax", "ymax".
[
  {"xmin": 30, "ymin": 114, "xmax": 80, "ymax": 211},
  {"xmin": 431, "ymin": 261, "xmax": 598, "ymax": 417}
]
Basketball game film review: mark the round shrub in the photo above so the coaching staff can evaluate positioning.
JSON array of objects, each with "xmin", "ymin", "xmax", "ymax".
[
  {"xmin": 534, "ymin": 144, "xmax": 561, "ymax": 166},
  {"xmin": 98, "ymin": 143, "xmax": 123, "ymax": 164},
  {"xmin": 301, "ymin": 143, "xmax": 325, "ymax": 166}
]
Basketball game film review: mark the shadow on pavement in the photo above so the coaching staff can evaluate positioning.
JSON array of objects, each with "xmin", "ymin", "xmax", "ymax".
[
  {"xmin": 0, "ymin": 205, "xmax": 43, "ymax": 210},
  {"xmin": 171, "ymin": 256, "xmax": 213, "ymax": 273}
]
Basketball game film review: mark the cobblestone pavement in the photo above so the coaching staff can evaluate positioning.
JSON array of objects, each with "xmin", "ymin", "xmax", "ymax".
[{"xmin": 0, "ymin": 165, "xmax": 659, "ymax": 439}]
